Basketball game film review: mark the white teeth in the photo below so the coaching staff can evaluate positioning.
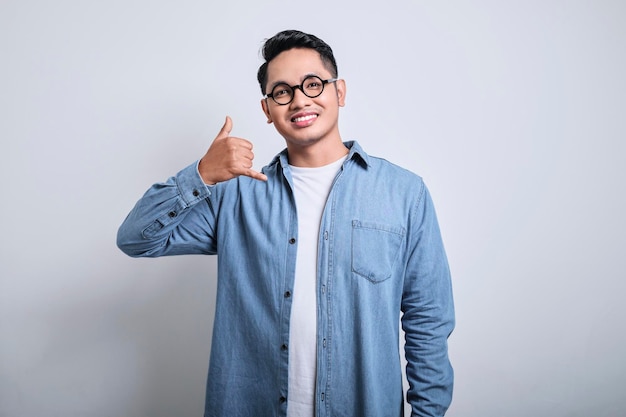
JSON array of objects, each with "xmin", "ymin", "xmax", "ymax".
[{"xmin": 293, "ymin": 114, "xmax": 317, "ymax": 122}]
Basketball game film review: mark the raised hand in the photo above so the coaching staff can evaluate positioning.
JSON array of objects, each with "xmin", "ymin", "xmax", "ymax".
[{"xmin": 198, "ymin": 116, "xmax": 268, "ymax": 184}]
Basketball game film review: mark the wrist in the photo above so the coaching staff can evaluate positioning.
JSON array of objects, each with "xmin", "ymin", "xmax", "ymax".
[{"xmin": 197, "ymin": 159, "xmax": 217, "ymax": 185}]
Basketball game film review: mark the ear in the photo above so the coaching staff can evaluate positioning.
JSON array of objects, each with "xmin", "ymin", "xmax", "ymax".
[
  {"xmin": 261, "ymin": 98, "xmax": 273, "ymax": 124},
  {"xmin": 336, "ymin": 79, "xmax": 346, "ymax": 107}
]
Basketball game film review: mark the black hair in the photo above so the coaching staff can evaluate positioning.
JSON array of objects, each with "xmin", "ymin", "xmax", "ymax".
[{"xmin": 257, "ymin": 30, "xmax": 338, "ymax": 95}]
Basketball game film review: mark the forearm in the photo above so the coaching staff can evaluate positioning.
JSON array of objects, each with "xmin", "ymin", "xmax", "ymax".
[
  {"xmin": 403, "ymin": 285, "xmax": 455, "ymax": 417},
  {"xmin": 116, "ymin": 161, "xmax": 216, "ymax": 257}
]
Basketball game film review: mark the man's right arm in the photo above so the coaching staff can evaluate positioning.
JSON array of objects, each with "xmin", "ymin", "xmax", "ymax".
[
  {"xmin": 116, "ymin": 116, "xmax": 266, "ymax": 258},
  {"xmin": 116, "ymin": 162, "xmax": 218, "ymax": 257}
]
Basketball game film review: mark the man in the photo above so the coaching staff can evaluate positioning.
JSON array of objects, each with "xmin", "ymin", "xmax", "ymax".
[{"xmin": 117, "ymin": 29, "xmax": 454, "ymax": 417}]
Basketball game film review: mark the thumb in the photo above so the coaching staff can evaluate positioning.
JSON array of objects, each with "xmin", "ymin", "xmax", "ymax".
[{"xmin": 216, "ymin": 116, "xmax": 233, "ymax": 140}]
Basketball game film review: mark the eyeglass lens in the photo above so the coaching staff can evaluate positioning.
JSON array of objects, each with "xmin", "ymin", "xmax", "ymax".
[{"xmin": 270, "ymin": 76, "xmax": 326, "ymax": 105}]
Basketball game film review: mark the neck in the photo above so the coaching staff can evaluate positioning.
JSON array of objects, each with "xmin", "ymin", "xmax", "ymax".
[{"xmin": 286, "ymin": 138, "xmax": 348, "ymax": 167}]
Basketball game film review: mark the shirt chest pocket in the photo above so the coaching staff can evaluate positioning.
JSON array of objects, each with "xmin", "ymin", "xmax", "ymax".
[{"xmin": 351, "ymin": 220, "xmax": 405, "ymax": 283}]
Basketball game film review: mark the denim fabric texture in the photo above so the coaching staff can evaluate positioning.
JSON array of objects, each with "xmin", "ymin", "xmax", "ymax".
[{"xmin": 117, "ymin": 141, "xmax": 455, "ymax": 417}]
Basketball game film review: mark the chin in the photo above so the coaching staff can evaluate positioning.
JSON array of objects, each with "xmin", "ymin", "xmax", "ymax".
[
  {"xmin": 293, "ymin": 128, "xmax": 329, "ymax": 142},
  {"xmin": 279, "ymin": 128, "xmax": 319, "ymax": 144}
]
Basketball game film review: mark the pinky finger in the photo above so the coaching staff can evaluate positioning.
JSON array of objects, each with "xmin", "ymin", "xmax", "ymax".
[{"xmin": 245, "ymin": 169, "xmax": 268, "ymax": 182}]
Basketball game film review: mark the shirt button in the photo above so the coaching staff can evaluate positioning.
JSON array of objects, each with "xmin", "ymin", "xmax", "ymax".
[
  {"xmin": 284, "ymin": 291, "xmax": 291, "ymax": 298},
  {"xmin": 289, "ymin": 238, "xmax": 296, "ymax": 244},
  {"xmin": 279, "ymin": 396, "xmax": 286, "ymax": 404},
  {"xmin": 192, "ymin": 189, "xmax": 200, "ymax": 197},
  {"xmin": 168, "ymin": 211, "xmax": 177, "ymax": 218},
  {"xmin": 324, "ymin": 231, "xmax": 329, "ymax": 240},
  {"xmin": 281, "ymin": 344, "xmax": 288, "ymax": 351}
]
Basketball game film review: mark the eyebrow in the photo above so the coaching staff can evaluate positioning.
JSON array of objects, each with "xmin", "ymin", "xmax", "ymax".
[{"xmin": 268, "ymin": 73, "xmax": 323, "ymax": 90}]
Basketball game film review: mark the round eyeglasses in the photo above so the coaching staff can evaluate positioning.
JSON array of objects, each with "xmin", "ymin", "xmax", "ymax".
[{"xmin": 265, "ymin": 76, "xmax": 338, "ymax": 105}]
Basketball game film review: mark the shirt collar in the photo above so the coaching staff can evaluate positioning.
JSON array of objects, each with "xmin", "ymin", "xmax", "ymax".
[{"xmin": 269, "ymin": 141, "xmax": 370, "ymax": 169}]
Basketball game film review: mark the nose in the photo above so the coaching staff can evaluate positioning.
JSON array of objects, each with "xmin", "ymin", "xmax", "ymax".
[{"xmin": 290, "ymin": 86, "xmax": 309, "ymax": 107}]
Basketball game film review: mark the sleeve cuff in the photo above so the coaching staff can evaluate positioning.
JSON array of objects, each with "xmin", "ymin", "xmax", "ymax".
[{"xmin": 174, "ymin": 161, "xmax": 213, "ymax": 206}]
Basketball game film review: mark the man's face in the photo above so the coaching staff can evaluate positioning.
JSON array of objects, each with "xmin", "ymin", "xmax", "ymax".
[{"xmin": 261, "ymin": 48, "xmax": 346, "ymax": 150}]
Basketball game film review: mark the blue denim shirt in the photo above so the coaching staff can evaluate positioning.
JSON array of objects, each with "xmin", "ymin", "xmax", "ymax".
[{"xmin": 117, "ymin": 141, "xmax": 454, "ymax": 417}]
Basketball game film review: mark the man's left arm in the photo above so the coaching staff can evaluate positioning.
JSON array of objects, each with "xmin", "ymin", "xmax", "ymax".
[{"xmin": 401, "ymin": 182, "xmax": 455, "ymax": 417}]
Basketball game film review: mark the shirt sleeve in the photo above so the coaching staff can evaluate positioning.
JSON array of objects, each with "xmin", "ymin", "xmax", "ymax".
[
  {"xmin": 116, "ymin": 161, "xmax": 218, "ymax": 257},
  {"xmin": 401, "ymin": 182, "xmax": 455, "ymax": 417}
]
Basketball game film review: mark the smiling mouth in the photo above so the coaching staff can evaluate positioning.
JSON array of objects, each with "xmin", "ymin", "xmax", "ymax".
[{"xmin": 291, "ymin": 114, "xmax": 318, "ymax": 123}]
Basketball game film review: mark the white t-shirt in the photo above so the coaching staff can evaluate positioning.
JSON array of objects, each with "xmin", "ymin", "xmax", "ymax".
[{"xmin": 287, "ymin": 156, "xmax": 346, "ymax": 417}]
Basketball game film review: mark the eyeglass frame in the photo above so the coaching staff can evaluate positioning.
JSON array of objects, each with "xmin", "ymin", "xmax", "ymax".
[{"xmin": 264, "ymin": 76, "xmax": 338, "ymax": 105}]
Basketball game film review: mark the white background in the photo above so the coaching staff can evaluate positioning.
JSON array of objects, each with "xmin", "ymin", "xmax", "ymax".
[{"xmin": 1, "ymin": 1, "xmax": 625, "ymax": 416}]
